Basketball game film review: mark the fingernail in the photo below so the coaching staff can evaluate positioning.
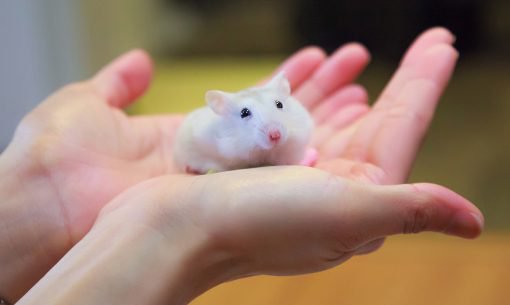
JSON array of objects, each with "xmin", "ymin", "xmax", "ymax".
[
  {"xmin": 471, "ymin": 212, "xmax": 485, "ymax": 229},
  {"xmin": 445, "ymin": 211, "xmax": 483, "ymax": 238}
]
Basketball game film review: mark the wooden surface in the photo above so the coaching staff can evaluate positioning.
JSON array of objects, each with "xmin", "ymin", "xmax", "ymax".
[{"xmin": 191, "ymin": 233, "xmax": 510, "ymax": 305}]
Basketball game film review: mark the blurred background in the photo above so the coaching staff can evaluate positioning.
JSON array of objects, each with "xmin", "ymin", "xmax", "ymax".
[{"xmin": 1, "ymin": 0, "xmax": 509, "ymax": 304}]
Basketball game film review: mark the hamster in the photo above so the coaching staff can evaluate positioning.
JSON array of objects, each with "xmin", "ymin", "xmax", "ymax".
[{"xmin": 173, "ymin": 72, "xmax": 314, "ymax": 174}]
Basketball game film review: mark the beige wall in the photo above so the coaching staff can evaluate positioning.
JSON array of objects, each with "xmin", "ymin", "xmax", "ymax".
[{"xmin": 76, "ymin": 0, "xmax": 166, "ymax": 75}]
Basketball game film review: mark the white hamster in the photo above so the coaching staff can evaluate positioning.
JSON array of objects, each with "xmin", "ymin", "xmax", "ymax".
[{"xmin": 173, "ymin": 72, "xmax": 314, "ymax": 174}]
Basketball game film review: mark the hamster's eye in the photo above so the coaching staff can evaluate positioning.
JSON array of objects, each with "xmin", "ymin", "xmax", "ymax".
[
  {"xmin": 275, "ymin": 100, "xmax": 283, "ymax": 109},
  {"xmin": 240, "ymin": 108, "xmax": 252, "ymax": 119}
]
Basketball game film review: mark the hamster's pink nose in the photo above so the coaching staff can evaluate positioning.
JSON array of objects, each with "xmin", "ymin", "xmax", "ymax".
[{"xmin": 269, "ymin": 130, "xmax": 281, "ymax": 142}]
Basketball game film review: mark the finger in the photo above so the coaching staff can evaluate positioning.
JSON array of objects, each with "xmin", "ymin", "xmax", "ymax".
[
  {"xmin": 373, "ymin": 45, "xmax": 458, "ymax": 183},
  {"xmin": 92, "ymin": 49, "xmax": 153, "ymax": 108},
  {"xmin": 198, "ymin": 167, "xmax": 482, "ymax": 275},
  {"xmin": 342, "ymin": 44, "xmax": 458, "ymax": 183},
  {"xmin": 260, "ymin": 46, "xmax": 326, "ymax": 91},
  {"xmin": 340, "ymin": 182, "xmax": 484, "ymax": 244},
  {"xmin": 400, "ymin": 27, "xmax": 455, "ymax": 67},
  {"xmin": 352, "ymin": 238, "xmax": 386, "ymax": 255},
  {"xmin": 312, "ymin": 105, "xmax": 368, "ymax": 154},
  {"xmin": 312, "ymin": 84, "xmax": 369, "ymax": 124},
  {"xmin": 313, "ymin": 108, "xmax": 367, "ymax": 158},
  {"xmin": 294, "ymin": 43, "xmax": 370, "ymax": 110},
  {"xmin": 324, "ymin": 104, "xmax": 369, "ymax": 131},
  {"xmin": 376, "ymin": 27, "xmax": 455, "ymax": 109}
]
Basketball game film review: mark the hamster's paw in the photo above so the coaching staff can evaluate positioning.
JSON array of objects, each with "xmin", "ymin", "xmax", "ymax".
[
  {"xmin": 185, "ymin": 165, "xmax": 204, "ymax": 175},
  {"xmin": 300, "ymin": 148, "xmax": 318, "ymax": 167}
]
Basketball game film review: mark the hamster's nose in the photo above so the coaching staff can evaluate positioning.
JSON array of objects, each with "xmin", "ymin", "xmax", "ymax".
[{"xmin": 269, "ymin": 130, "xmax": 281, "ymax": 142}]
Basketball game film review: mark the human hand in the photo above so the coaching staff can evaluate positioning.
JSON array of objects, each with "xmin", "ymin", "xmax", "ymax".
[
  {"xmin": 0, "ymin": 27, "xmax": 465, "ymax": 302},
  {"xmin": 251, "ymin": 27, "xmax": 460, "ymax": 256},
  {"xmin": 0, "ymin": 50, "xmax": 176, "ymax": 299},
  {"xmin": 272, "ymin": 27, "xmax": 457, "ymax": 185},
  {"xmin": 17, "ymin": 167, "xmax": 482, "ymax": 305}
]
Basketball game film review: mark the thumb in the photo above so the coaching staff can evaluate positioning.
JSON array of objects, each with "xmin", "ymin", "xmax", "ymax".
[
  {"xmin": 91, "ymin": 49, "xmax": 153, "ymax": 108},
  {"xmin": 343, "ymin": 182, "xmax": 484, "ymax": 241}
]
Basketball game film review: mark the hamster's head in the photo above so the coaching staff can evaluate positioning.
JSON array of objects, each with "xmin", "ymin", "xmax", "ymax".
[{"xmin": 205, "ymin": 72, "xmax": 313, "ymax": 152}]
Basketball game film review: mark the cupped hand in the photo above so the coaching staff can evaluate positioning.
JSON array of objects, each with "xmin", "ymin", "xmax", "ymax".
[
  {"xmin": 178, "ymin": 167, "xmax": 483, "ymax": 277},
  {"xmin": 17, "ymin": 166, "xmax": 482, "ymax": 305}
]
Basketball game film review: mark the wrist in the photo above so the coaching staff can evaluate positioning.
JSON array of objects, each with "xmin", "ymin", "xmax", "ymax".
[
  {"xmin": 18, "ymin": 176, "xmax": 238, "ymax": 305},
  {"xmin": 0, "ymin": 152, "xmax": 71, "ymax": 302},
  {"xmin": 122, "ymin": 177, "xmax": 245, "ymax": 303}
]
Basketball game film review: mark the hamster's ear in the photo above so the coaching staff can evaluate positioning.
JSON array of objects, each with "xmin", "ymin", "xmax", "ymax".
[
  {"xmin": 266, "ymin": 71, "xmax": 291, "ymax": 97},
  {"xmin": 206, "ymin": 90, "xmax": 234, "ymax": 115}
]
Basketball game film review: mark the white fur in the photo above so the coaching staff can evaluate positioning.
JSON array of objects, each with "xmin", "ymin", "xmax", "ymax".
[{"xmin": 173, "ymin": 73, "xmax": 313, "ymax": 174}]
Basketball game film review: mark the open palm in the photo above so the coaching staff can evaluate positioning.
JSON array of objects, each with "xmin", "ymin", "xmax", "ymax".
[{"xmin": 284, "ymin": 27, "xmax": 457, "ymax": 185}]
